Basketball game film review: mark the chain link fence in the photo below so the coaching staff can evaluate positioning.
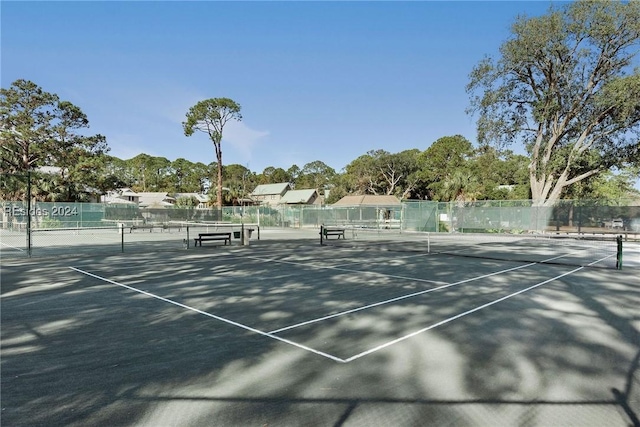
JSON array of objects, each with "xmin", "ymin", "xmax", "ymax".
[{"xmin": 1, "ymin": 199, "xmax": 639, "ymax": 258}]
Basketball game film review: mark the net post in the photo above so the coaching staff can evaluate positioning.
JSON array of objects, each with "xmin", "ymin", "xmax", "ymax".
[
  {"xmin": 320, "ymin": 224, "xmax": 324, "ymax": 245},
  {"xmin": 616, "ymin": 235, "xmax": 623, "ymax": 270}
]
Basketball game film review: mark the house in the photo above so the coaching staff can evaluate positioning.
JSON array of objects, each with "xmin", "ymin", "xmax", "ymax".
[
  {"xmin": 101, "ymin": 188, "xmax": 140, "ymax": 205},
  {"xmin": 251, "ymin": 183, "xmax": 292, "ymax": 207},
  {"xmin": 137, "ymin": 192, "xmax": 176, "ymax": 208},
  {"xmin": 279, "ymin": 189, "xmax": 320, "ymax": 205},
  {"xmin": 332, "ymin": 195, "xmax": 401, "ymax": 206}
]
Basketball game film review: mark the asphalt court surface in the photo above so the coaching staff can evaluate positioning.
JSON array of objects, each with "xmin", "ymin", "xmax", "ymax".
[
  {"xmin": 3, "ymin": 238, "xmax": 639, "ymax": 426},
  {"xmin": 60, "ymin": 245, "xmax": 614, "ymax": 362}
]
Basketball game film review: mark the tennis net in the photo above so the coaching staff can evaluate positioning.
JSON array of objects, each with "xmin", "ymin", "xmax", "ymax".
[{"xmin": 320, "ymin": 226, "xmax": 624, "ymax": 269}]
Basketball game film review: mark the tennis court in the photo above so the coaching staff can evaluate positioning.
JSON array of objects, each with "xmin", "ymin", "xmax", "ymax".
[{"xmin": 2, "ymin": 228, "xmax": 639, "ymax": 426}]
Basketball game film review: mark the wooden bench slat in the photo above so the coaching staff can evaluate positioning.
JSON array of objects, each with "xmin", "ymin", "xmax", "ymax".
[
  {"xmin": 322, "ymin": 227, "xmax": 345, "ymax": 239},
  {"xmin": 194, "ymin": 232, "xmax": 231, "ymax": 246}
]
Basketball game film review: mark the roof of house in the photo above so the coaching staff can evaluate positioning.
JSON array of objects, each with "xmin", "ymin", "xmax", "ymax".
[
  {"xmin": 251, "ymin": 183, "xmax": 291, "ymax": 196},
  {"xmin": 332, "ymin": 195, "xmax": 402, "ymax": 206},
  {"xmin": 173, "ymin": 193, "xmax": 210, "ymax": 203},
  {"xmin": 279, "ymin": 189, "xmax": 318, "ymax": 204},
  {"xmin": 101, "ymin": 188, "xmax": 138, "ymax": 204},
  {"xmin": 137, "ymin": 192, "xmax": 176, "ymax": 207}
]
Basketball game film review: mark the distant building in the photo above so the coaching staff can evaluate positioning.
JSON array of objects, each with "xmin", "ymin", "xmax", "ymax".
[
  {"xmin": 251, "ymin": 183, "xmax": 292, "ymax": 206},
  {"xmin": 137, "ymin": 192, "xmax": 176, "ymax": 208},
  {"xmin": 101, "ymin": 188, "xmax": 140, "ymax": 205},
  {"xmin": 102, "ymin": 190, "xmax": 178, "ymax": 207},
  {"xmin": 332, "ymin": 195, "xmax": 401, "ymax": 206},
  {"xmin": 279, "ymin": 189, "xmax": 320, "ymax": 205}
]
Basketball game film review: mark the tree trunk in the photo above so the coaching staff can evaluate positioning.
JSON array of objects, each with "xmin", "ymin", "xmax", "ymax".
[{"xmin": 217, "ymin": 161, "xmax": 223, "ymax": 208}]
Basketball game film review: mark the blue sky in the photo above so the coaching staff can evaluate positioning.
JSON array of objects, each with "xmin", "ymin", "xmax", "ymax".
[{"xmin": 3, "ymin": 1, "xmax": 570, "ymax": 175}]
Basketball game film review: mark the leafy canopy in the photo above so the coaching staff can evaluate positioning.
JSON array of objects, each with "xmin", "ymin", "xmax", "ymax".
[{"xmin": 467, "ymin": 0, "xmax": 640, "ymax": 205}]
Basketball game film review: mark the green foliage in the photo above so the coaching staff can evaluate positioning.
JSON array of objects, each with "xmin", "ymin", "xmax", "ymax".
[
  {"xmin": 1, "ymin": 80, "xmax": 108, "ymax": 172},
  {"xmin": 174, "ymin": 196, "xmax": 199, "ymax": 208},
  {"xmin": 341, "ymin": 149, "xmax": 420, "ymax": 198},
  {"xmin": 296, "ymin": 160, "xmax": 336, "ymax": 192},
  {"xmin": 415, "ymin": 135, "xmax": 475, "ymax": 201},
  {"xmin": 467, "ymin": 0, "xmax": 640, "ymax": 205},
  {"xmin": 1, "ymin": 79, "xmax": 108, "ymax": 201},
  {"xmin": 258, "ymin": 166, "xmax": 291, "ymax": 185},
  {"xmin": 221, "ymin": 164, "xmax": 254, "ymax": 205}
]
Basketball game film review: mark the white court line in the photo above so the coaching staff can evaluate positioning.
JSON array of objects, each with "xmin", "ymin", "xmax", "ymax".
[
  {"xmin": 267, "ymin": 248, "xmax": 614, "ymax": 335},
  {"xmin": 68, "ymin": 266, "xmax": 347, "ymax": 364},
  {"xmin": 344, "ymin": 265, "xmax": 585, "ymax": 362},
  {"xmin": 268, "ymin": 261, "xmax": 538, "ymax": 334}
]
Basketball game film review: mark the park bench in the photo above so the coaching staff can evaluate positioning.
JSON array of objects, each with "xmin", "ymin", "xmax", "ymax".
[
  {"xmin": 322, "ymin": 227, "xmax": 345, "ymax": 239},
  {"xmin": 194, "ymin": 232, "xmax": 232, "ymax": 246}
]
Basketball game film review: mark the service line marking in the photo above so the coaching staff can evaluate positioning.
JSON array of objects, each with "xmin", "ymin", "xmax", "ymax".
[
  {"xmin": 68, "ymin": 266, "xmax": 347, "ymax": 363},
  {"xmin": 268, "ymin": 261, "xmax": 538, "ymax": 334},
  {"xmin": 344, "ymin": 265, "xmax": 585, "ymax": 362}
]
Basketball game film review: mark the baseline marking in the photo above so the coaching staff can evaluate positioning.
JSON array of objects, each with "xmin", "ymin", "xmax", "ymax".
[
  {"xmin": 68, "ymin": 266, "xmax": 346, "ymax": 363},
  {"xmin": 344, "ymin": 265, "xmax": 586, "ymax": 362}
]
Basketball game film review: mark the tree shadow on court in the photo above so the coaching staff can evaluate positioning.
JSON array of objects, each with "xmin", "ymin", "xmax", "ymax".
[{"xmin": 1, "ymin": 245, "xmax": 639, "ymax": 426}]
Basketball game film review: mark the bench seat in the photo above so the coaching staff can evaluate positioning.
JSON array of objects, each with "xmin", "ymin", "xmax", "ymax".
[
  {"xmin": 194, "ymin": 232, "xmax": 231, "ymax": 246},
  {"xmin": 322, "ymin": 227, "xmax": 345, "ymax": 239}
]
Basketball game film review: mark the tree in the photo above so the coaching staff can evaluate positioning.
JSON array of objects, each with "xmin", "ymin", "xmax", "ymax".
[
  {"xmin": 258, "ymin": 166, "xmax": 291, "ymax": 185},
  {"xmin": 416, "ymin": 135, "xmax": 475, "ymax": 201},
  {"xmin": 342, "ymin": 153, "xmax": 380, "ymax": 195},
  {"xmin": 469, "ymin": 146, "xmax": 530, "ymax": 200},
  {"xmin": 223, "ymin": 164, "xmax": 254, "ymax": 205},
  {"xmin": 1, "ymin": 79, "xmax": 108, "ymax": 199},
  {"xmin": 467, "ymin": 0, "xmax": 640, "ymax": 206},
  {"xmin": 183, "ymin": 98, "xmax": 242, "ymax": 208},
  {"xmin": 297, "ymin": 160, "xmax": 336, "ymax": 193},
  {"xmin": 127, "ymin": 154, "xmax": 171, "ymax": 192},
  {"xmin": 565, "ymin": 166, "xmax": 640, "ymax": 201},
  {"xmin": 441, "ymin": 169, "xmax": 480, "ymax": 202}
]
